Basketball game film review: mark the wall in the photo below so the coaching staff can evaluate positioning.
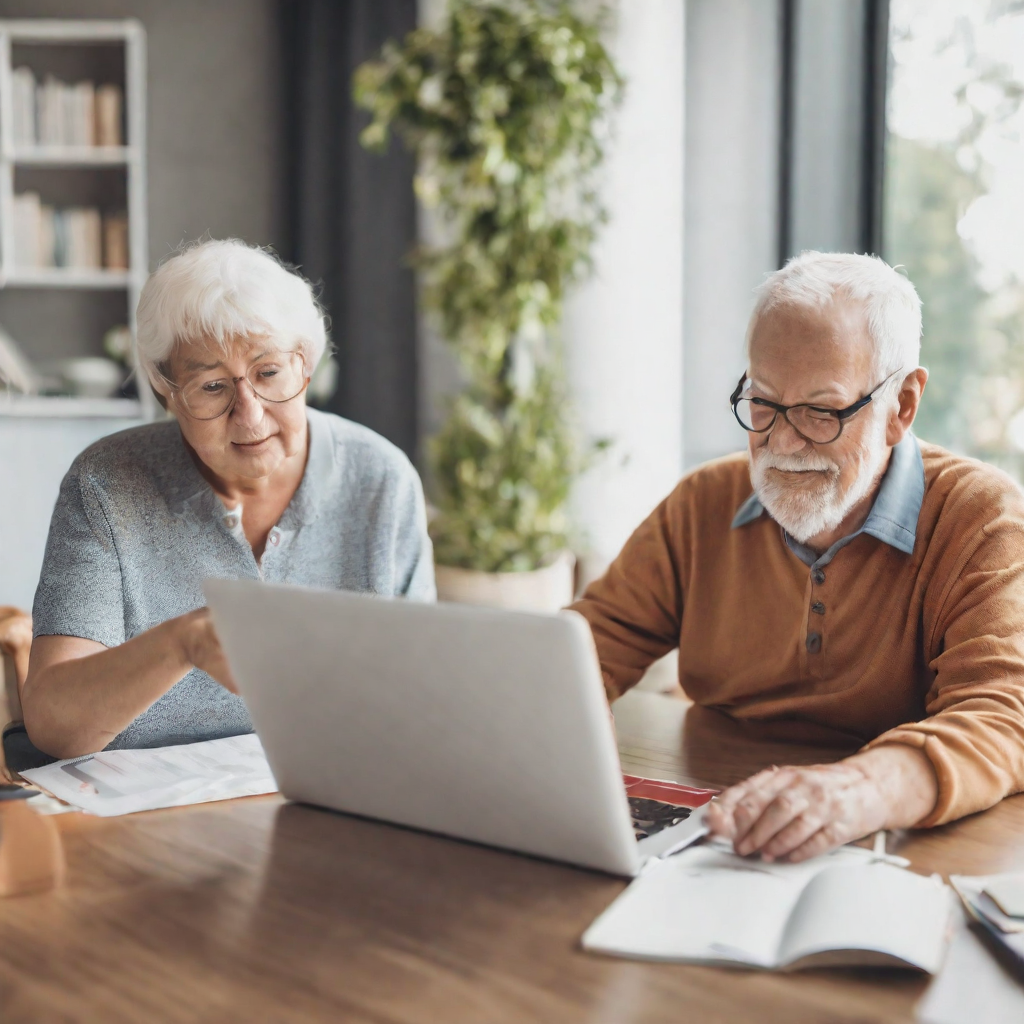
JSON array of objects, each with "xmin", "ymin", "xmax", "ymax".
[
  {"xmin": 0, "ymin": 1, "xmax": 285, "ymax": 609},
  {"xmin": 563, "ymin": 1, "xmax": 686, "ymax": 571},
  {"xmin": 683, "ymin": 0, "xmax": 782, "ymax": 470}
]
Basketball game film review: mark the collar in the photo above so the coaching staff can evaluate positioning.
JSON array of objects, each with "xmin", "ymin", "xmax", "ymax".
[
  {"xmin": 166, "ymin": 407, "xmax": 332, "ymax": 527},
  {"xmin": 730, "ymin": 433, "xmax": 925, "ymax": 557}
]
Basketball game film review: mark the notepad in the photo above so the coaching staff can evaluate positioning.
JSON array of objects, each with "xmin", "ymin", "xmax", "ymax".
[{"xmin": 583, "ymin": 842, "xmax": 953, "ymax": 973}]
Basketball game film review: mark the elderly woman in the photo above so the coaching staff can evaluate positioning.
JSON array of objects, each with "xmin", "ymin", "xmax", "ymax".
[{"xmin": 22, "ymin": 239, "xmax": 434, "ymax": 759}]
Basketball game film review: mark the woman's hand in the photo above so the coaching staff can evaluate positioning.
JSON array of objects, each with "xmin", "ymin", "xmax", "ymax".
[{"xmin": 175, "ymin": 608, "xmax": 238, "ymax": 694}]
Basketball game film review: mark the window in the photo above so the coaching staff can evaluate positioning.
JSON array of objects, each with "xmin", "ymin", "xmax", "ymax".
[{"xmin": 885, "ymin": 0, "xmax": 1024, "ymax": 474}]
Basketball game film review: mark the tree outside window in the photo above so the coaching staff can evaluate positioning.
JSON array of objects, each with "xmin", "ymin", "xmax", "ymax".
[{"xmin": 886, "ymin": 0, "xmax": 1024, "ymax": 476}]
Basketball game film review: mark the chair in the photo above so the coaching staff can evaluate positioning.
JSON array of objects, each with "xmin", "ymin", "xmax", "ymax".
[{"xmin": 0, "ymin": 608, "xmax": 32, "ymax": 781}]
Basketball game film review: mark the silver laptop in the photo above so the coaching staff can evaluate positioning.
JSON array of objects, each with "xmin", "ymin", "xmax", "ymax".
[{"xmin": 204, "ymin": 579, "xmax": 708, "ymax": 876}]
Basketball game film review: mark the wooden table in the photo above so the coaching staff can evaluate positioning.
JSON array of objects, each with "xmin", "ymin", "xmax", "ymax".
[{"xmin": 1, "ymin": 691, "xmax": 1022, "ymax": 1024}]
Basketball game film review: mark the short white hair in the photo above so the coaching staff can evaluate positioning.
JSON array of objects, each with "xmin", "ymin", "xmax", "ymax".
[
  {"xmin": 748, "ymin": 251, "xmax": 923, "ymax": 383},
  {"xmin": 136, "ymin": 238, "xmax": 327, "ymax": 389}
]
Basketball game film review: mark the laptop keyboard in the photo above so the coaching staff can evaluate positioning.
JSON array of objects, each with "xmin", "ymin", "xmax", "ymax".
[{"xmin": 629, "ymin": 796, "xmax": 693, "ymax": 841}]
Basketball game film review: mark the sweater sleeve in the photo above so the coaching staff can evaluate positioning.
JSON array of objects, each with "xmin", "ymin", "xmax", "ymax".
[
  {"xmin": 569, "ymin": 487, "xmax": 686, "ymax": 701},
  {"xmin": 865, "ymin": 488, "xmax": 1024, "ymax": 826}
]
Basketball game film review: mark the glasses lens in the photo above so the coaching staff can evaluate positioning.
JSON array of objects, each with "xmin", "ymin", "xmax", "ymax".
[
  {"xmin": 179, "ymin": 353, "xmax": 307, "ymax": 420},
  {"xmin": 734, "ymin": 398, "xmax": 776, "ymax": 432},
  {"xmin": 788, "ymin": 406, "xmax": 842, "ymax": 443},
  {"xmin": 248, "ymin": 353, "xmax": 306, "ymax": 403},
  {"xmin": 181, "ymin": 377, "xmax": 235, "ymax": 420}
]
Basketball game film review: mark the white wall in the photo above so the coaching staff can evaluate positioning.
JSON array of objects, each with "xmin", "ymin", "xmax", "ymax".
[
  {"xmin": 683, "ymin": 0, "xmax": 782, "ymax": 470},
  {"xmin": 0, "ymin": 415, "xmax": 143, "ymax": 608},
  {"xmin": 564, "ymin": 1, "xmax": 686, "ymax": 571}
]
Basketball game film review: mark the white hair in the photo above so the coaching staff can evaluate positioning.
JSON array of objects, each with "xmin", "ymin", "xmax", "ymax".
[
  {"xmin": 748, "ymin": 251, "xmax": 923, "ymax": 388},
  {"xmin": 135, "ymin": 238, "xmax": 327, "ymax": 389}
]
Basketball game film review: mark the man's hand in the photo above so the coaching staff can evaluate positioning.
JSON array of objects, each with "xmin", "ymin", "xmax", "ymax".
[
  {"xmin": 704, "ymin": 745, "xmax": 938, "ymax": 863},
  {"xmin": 176, "ymin": 608, "xmax": 238, "ymax": 694}
]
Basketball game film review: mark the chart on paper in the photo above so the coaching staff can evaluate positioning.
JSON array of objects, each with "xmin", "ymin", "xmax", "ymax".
[{"xmin": 20, "ymin": 733, "xmax": 278, "ymax": 817}]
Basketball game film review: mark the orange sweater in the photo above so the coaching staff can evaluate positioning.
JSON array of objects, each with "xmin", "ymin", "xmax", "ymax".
[{"xmin": 571, "ymin": 440, "xmax": 1024, "ymax": 826}]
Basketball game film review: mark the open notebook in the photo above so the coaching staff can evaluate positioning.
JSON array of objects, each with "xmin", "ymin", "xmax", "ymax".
[{"xmin": 583, "ymin": 842, "xmax": 954, "ymax": 973}]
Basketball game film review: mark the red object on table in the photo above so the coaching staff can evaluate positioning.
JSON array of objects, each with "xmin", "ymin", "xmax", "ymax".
[{"xmin": 622, "ymin": 774, "xmax": 717, "ymax": 808}]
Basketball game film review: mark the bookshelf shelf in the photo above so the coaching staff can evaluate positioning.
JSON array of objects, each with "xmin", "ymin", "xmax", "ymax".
[
  {"xmin": 0, "ymin": 393, "xmax": 143, "ymax": 418},
  {"xmin": 4, "ymin": 267, "xmax": 130, "ymax": 288},
  {"xmin": 0, "ymin": 19, "xmax": 152, "ymax": 415},
  {"xmin": 13, "ymin": 145, "xmax": 135, "ymax": 166}
]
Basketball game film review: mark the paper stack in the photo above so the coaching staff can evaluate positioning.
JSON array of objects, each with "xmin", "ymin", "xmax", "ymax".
[{"xmin": 20, "ymin": 734, "xmax": 278, "ymax": 817}]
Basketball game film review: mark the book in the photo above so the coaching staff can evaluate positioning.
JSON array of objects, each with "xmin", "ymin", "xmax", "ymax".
[
  {"xmin": 13, "ymin": 194, "xmax": 105, "ymax": 269},
  {"xmin": 62, "ymin": 207, "xmax": 102, "ymax": 269},
  {"xmin": 12, "ymin": 67, "xmax": 36, "ymax": 145},
  {"xmin": 102, "ymin": 211, "xmax": 129, "ymax": 269},
  {"xmin": 583, "ymin": 840, "xmax": 953, "ymax": 973},
  {"xmin": 95, "ymin": 84, "xmax": 123, "ymax": 146},
  {"xmin": 11, "ymin": 69, "xmax": 120, "ymax": 147},
  {"xmin": 12, "ymin": 191, "xmax": 42, "ymax": 267}
]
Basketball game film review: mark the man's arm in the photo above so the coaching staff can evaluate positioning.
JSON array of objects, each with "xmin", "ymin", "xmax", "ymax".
[
  {"xmin": 708, "ymin": 479, "xmax": 1024, "ymax": 860},
  {"xmin": 570, "ymin": 486, "xmax": 687, "ymax": 700}
]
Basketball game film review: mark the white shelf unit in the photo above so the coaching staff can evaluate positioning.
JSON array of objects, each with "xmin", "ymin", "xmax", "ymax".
[{"xmin": 0, "ymin": 19, "xmax": 151, "ymax": 418}]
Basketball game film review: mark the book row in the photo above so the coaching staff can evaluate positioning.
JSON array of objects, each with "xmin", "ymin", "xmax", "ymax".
[
  {"xmin": 13, "ymin": 191, "xmax": 128, "ymax": 270},
  {"xmin": 12, "ymin": 68, "xmax": 124, "ymax": 148}
]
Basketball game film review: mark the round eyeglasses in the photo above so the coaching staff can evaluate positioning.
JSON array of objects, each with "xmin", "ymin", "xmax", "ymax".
[
  {"xmin": 161, "ymin": 351, "xmax": 309, "ymax": 421},
  {"xmin": 730, "ymin": 370, "xmax": 900, "ymax": 445}
]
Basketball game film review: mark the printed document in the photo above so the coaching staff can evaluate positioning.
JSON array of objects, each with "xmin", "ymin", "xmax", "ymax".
[{"xmin": 20, "ymin": 734, "xmax": 277, "ymax": 817}]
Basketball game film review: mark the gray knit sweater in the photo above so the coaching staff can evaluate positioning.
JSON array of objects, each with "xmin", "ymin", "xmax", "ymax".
[{"xmin": 33, "ymin": 408, "xmax": 435, "ymax": 749}]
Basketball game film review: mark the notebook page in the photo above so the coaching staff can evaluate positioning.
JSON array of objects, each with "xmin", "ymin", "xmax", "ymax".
[
  {"xmin": 778, "ymin": 862, "xmax": 952, "ymax": 973},
  {"xmin": 582, "ymin": 845, "xmax": 828, "ymax": 966}
]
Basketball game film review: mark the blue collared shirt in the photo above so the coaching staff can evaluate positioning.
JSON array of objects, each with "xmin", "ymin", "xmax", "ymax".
[{"xmin": 730, "ymin": 433, "xmax": 925, "ymax": 568}]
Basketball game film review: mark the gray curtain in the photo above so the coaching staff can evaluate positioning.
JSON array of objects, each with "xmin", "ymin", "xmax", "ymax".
[{"xmin": 282, "ymin": 0, "xmax": 419, "ymax": 460}]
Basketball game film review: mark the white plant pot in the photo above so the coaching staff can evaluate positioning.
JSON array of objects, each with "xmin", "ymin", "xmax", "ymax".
[{"xmin": 434, "ymin": 550, "xmax": 576, "ymax": 613}]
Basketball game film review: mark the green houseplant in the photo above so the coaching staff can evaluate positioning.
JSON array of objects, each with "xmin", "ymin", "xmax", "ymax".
[{"xmin": 354, "ymin": 0, "xmax": 621, "ymax": 604}]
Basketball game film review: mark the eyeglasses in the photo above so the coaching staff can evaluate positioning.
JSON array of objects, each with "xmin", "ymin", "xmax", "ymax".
[
  {"xmin": 730, "ymin": 370, "xmax": 900, "ymax": 445},
  {"xmin": 160, "ymin": 351, "xmax": 309, "ymax": 421}
]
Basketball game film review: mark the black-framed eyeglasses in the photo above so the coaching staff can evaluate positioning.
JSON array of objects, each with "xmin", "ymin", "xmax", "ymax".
[
  {"xmin": 159, "ymin": 351, "xmax": 310, "ymax": 421},
  {"xmin": 730, "ymin": 370, "xmax": 900, "ymax": 445}
]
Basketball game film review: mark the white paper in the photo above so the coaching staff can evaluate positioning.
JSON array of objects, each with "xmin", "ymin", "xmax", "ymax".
[
  {"xmin": 951, "ymin": 874, "xmax": 1024, "ymax": 933},
  {"xmin": 917, "ymin": 911, "xmax": 1024, "ymax": 1024},
  {"xmin": 582, "ymin": 841, "xmax": 880, "ymax": 966},
  {"xmin": 20, "ymin": 734, "xmax": 278, "ymax": 817},
  {"xmin": 779, "ymin": 862, "xmax": 952, "ymax": 973}
]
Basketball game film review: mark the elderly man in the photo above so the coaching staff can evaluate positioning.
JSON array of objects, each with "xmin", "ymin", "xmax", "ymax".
[{"xmin": 572, "ymin": 251, "xmax": 1024, "ymax": 863}]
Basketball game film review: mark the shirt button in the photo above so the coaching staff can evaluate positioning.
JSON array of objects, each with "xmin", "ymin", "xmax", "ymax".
[
  {"xmin": 811, "ymin": 601, "xmax": 825, "ymax": 615},
  {"xmin": 806, "ymin": 631, "xmax": 822, "ymax": 654},
  {"xmin": 269, "ymin": 531, "xmax": 280, "ymax": 547},
  {"xmin": 223, "ymin": 515, "xmax": 239, "ymax": 529},
  {"xmin": 811, "ymin": 568, "xmax": 826, "ymax": 585}
]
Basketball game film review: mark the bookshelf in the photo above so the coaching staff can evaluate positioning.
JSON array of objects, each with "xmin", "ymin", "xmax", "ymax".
[{"xmin": 0, "ymin": 18, "xmax": 151, "ymax": 418}]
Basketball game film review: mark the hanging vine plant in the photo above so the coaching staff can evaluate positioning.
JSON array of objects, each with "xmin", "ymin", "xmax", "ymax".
[{"xmin": 354, "ymin": 0, "xmax": 622, "ymax": 572}]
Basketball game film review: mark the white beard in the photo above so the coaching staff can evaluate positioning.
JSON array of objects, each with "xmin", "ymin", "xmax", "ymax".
[{"xmin": 749, "ymin": 418, "xmax": 890, "ymax": 545}]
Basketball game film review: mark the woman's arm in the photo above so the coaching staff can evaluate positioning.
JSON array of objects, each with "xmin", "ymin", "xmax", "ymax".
[{"xmin": 22, "ymin": 609, "xmax": 236, "ymax": 760}]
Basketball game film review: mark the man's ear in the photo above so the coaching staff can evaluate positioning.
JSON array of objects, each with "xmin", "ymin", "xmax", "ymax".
[{"xmin": 886, "ymin": 367, "xmax": 928, "ymax": 447}]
